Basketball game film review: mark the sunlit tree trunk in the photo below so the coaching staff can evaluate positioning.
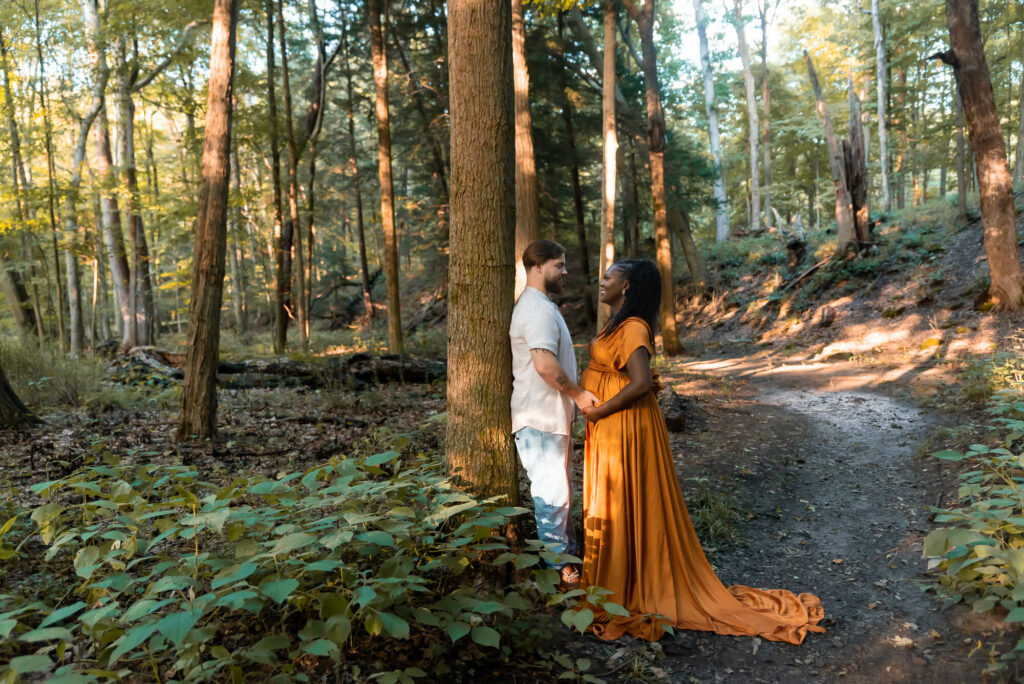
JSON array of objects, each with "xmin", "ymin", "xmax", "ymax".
[
  {"xmin": 265, "ymin": 0, "xmax": 287, "ymax": 353},
  {"xmin": 511, "ymin": 0, "xmax": 540, "ymax": 300},
  {"xmin": 1014, "ymin": 71, "xmax": 1024, "ymax": 188},
  {"xmin": 938, "ymin": 0, "xmax": 1024, "ymax": 310},
  {"xmin": 623, "ymin": 0, "xmax": 682, "ymax": 356},
  {"xmin": 599, "ymin": 0, "xmax": 617, "ymax": 329},
  {"xmin": 871, "ymin": 0, "xmax": 892, "ymax": 212},
  {"xmin": 805, "ymin": 51, "xmax": 856, "ymax": 253},
  {"xmin": 693, "ymin": 0, "xmax": 729, "ymax": 242},
  {"xmin": 177, "ymin": 0, "xmax": 238, "ymax": 440},
  {"xmin": 731, "ymin": 0, "xmax": 760, "ymax": 231},
  {"xmin": 342, "ymin": 23, "xmax": 373, "ymax": 323},
  {"xmin": 370, "ymin": 0, "xmax": 403, "ymax": 355},
  {"xmin": 94, "ymin": 108, "xmax": 133, "ymax": 351},
  {"xmin": 446, "ymin": 0, "xmax": 518, "ymax": 504}
]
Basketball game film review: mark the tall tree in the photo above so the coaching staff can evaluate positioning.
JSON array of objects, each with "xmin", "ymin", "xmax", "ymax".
[
  {"xmin": 1014, "ymin": 71, "xmax": 1024, "ymax": 188},
  {"xmin": 446, "ymin": 0, "xmax": 517, "ymax": 503},
  {"xmin": 757, "ymin": 0, "xmax": 774, "ymax": 227},
  {"xmin": 265, "ymin": 0, "xmax": 287, "ymax": 353},
  {"xmin": 177, "ymin": 0, "xmax": 238, "ymax": 440},
  {"xmin": 599, "ymin": 0, "xmax": 618, "ymax": 328},
  {"xmin": 370, "ymin": 0, "xmax": 403, "ymax": 355},
  {"xmin": 0, "ymin": 365, "xmax": 39, "ymax": 428},
  {"xmin": 936, "ymin": 0, "xmax": 1024, "ymax": 309},
  {"xmin": 805, "ymin": 51, "xmax": 857, "ymax": 252},
  {"xmin": 871, "ymin": 0, "xmax": 892, "ymax": 212},
  {"xmin": 693, "ymin": 0, "xmax": 729, "ymax": 242},
  {"xmin": 731, "ymin": 0, "xmax": 760, "ymax": 231},
  {"xmin": 512, "ymin": 0, "xmax": 540, "ymax": 299},
  {"xmin": 622, "ymin": 0, "xmax": 682, "ymax": 356}
]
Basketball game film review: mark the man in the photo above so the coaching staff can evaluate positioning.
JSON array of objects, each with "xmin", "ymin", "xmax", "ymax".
[{"xmin": 510, "ymin": 239, "xmax": 598, "ymax": 589}]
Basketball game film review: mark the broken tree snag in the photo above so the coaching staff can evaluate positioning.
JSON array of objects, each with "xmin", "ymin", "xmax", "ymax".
[
  {"xmin": 0, "ymin": 365, "xmax": 40, "ymax": 428},
  {"xmin": 845, "ymin": 81, "xmax": 870, "ymax": 245},
  {"xmin": 934, "ymin": 0, "xmax": 1024, "ymax": 310},
  {"xmin": 657, "ymin": 385, "xmax": 705, "ymax": 433},
  {"xmin": 804, "ymin": 51, "xmax": 856, "ymax": 254}
]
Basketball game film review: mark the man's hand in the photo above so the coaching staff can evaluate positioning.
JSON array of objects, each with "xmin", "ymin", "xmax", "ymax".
[
  {"xmin": 573, "ymin": 390, "xmax": 600, "ymax": 410},
  {"xmin": 581, "ymin": 403, "xmax": 609, "ymax": 422}
]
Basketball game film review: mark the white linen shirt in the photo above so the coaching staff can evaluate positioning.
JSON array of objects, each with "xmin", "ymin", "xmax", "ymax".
[{"xmin": 510, "ymin": 286, "xmax": 577, "ymax": 436}]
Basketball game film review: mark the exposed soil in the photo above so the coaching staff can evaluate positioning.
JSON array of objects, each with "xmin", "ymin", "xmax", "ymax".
[{"xmin": 554, "ymin": 350, "xmax": 1019, "ymax": 683}]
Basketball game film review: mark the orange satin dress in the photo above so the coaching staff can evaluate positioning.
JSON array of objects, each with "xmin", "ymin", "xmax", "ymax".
[{"xmin": 580, "ymin": 317, "xmax": 825, "ymax": 643}]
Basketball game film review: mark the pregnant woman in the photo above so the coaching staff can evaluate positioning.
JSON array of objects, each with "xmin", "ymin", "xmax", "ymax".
[{"xmin": 579, "ymin": 259, "xmax": 825, "ymax": 644}]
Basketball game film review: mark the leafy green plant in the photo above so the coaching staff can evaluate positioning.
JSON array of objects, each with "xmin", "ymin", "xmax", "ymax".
[{"xmin": 0, "ymin": 451, "xmax": 628, "ymax": 682}]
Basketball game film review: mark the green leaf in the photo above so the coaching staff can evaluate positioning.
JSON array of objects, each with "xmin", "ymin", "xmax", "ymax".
[
  {"xmin": 378, "ymin": 612, "xmax": 409, "ymax": 639},
  {"xmin": 303, "ymin": 559, "xmax": 343, "ymax": 573},
  {"xmin": 513, "ymin": 554, "xmax": 540, "ymax": 569},
  {"xmin": 261, "ymin": 578, "xmax": 299, "ymax": 604},
  {"xmin": 365, "ymin": 451, "xmax": 400, "ymax": 467},
  {"xmin": 446, "ymin": 621, "xmax": 470, "ymax": 643},
  {"xmin": 268, "ymin": 532, "xmax": 317, "ymax": 557},
  {"xmin": 571, "ymin": 608, "xmax": 594, "ymax": 634},
  {"xmin": 121, "ymin": 598, "xmax": 174, "ymax": 623},
  {"xmin": 932, "ymin": 450, "xmax": 966, "ymax": 461},
  {"xmin": 7, "ymin": 654, "xmax": 52, "ymax": 674},
  {"xmin": 156, "ymin": 610, "xmax": 201, "ymax": 646},
  {"xmin": 150, "ymin": 575, "xmax": 194, "ymax": 593},
  {"xmin": 0, "ymin": 618, "xmax": 17, "ymax": 638},
  {"xmin": 1006, "ymin": 607, "xmax": 1024, "ymax": 623},
  {"xmin": 39, "ymin": 602, "xmax": 86, "ymax": 628},
  {"xmin": 216, "ymin": 590, "xmax": 261, "ymax": 611},
  {"xmin": 602, "ymin": 601, "xmax": 630, "ymax": 617},
  {"xmin": 19, "ymin": 626, "xmax": 72, "ymax": 642},
  {"xmin": 357, "ymin": 531, "xmax": 395, "ymax": 547},
  {"xmin": 470, "ymin": 625, "xmax": 500, "ymax": 648},
  {"xmin": 302, "ymin": 638, "xmax": 340, "ymax": 658},
  {"xmin": 108, "ymin": 622, "xmax": 158, "ymax": 664},
  {"xmin": 211, "ymin": 561, "xmax": 258, "ymax": 589}
]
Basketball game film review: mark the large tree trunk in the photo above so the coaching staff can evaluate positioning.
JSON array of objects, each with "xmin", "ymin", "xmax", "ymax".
[
  {"xmin": 370, "ymin": 0, "xmax": 403, "ymax": 355},
  {"xmin": 275, "ymin": 0, "xmax": 307, "ymax": 352},
  {"xmin": 805, "ymin": 51, "xmax": 857, "ymax": 253},
  {"xmin": 342, "ymin": 21, "xmax": 373, "ymax": 324},
  {"xmin": 446, "ymin": 0, "xmax": 518, "ymax": 504},
  {"xmin": 598, "ymin": 0, "xmax": 618, "ymax": 330},
  {"xmin": 758, "ymin": 1, "xmax": 772, "ymax": 228},
  {"xmin": 693, "ymin": 0, "xmax": 729, "ymax": 242},
  {"xmin": 265, "ymin": 0, "xmax": 287, "ymax": 353},
  {"xmin": 511, "ymin": 0, "xmax": 540, "ymax": 300},
  {"xmin": 871, "ymin": 0, "xmax": 892, "ymax": 212},
  {"xmin": 846, "ymin": 82, "xmax": 870, "ymax": 245},
  {"xmin": 0, "ymin": 364, "xmax": 39, "ymax": 428},
  {"xmin": 176, "ymin": 0, "xmax": 238, "ymax": 440},
  {"xmin": 938, "ymin": 0, "xmax": 1024, "ymax": 310},
  {"xmin": 94, "ymin": 107, "xmax": 133, "ymax": 351},
  {"xmin": 623, "ymin": 0, "xmax": 682, "ymax": 356},
  {"xmin": 732, "ymin": 0, "xmax": 760, "ymax": 231}
]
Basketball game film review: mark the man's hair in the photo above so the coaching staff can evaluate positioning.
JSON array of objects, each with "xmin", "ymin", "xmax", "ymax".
[{"xmin": 522, "ymin": 240, "xmax": 566, "ymax": 269}]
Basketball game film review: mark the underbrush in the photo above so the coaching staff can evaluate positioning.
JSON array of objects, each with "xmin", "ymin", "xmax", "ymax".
[
  {"xmin": 684, "ymin": 477, "xmax": 749, "ymax": 552},
  {"xmin": 0, "ymin": 451, "xmax": 628, "ymax": 683},
  {"xmin": 923, "ymin": 347, "xmax": 1024, "ymax": 675}
]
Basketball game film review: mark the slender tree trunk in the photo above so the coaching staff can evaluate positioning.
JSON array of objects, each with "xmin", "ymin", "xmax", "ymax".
[
  {"xmin": 446, "ymin": 0, "xmax": 518, "ymax": 504},
  {"xmin": 669, "ymin": 206, "xmax": 707, "ymax": 287},
  {"xmin": 872, "ymin": 0, "xmax": 892, "ymax": 212},
  {"xmin": 342, "ymin": 25, "xmax": 373, "ymax": 323},
  {"xmin": 95, "ymin": 107, "xmax": 133, "ymax": 350},
  {"xmin": 938, "ymin": 0, "xmax": 1024, "ymax": 309},
  {"xmin": 177, "ymin": 0, "xmax": 238, "ymax": 440},
  {"xmin": 370, "ymin": 0, "xmax": 403, "ymax": 355},
  {"xmin": 955, "ymin": 87, "xmax": 969, "ymax": 222},
  {"xmin": 265, "ymin": 0, "xmax": 287, "ymax": 353},
  {"xmin": 805, "ymin": 51, "xmax": 857, "ymax": 252},
  {"xmin": 732, "ymin": 0, "xmax": 760, "ymax": 231},
  {"xmin": 758, "ymin": 1, "xmax": 772, "ymax": 227},
  {"xmin": 511, "ymin": 0, "xmax": 540, "ymax": 300},
  {"xmin": 624, "ymin": 0, "xmax": 681, "ymax": 356},
  {"xmin": 599, "ymin": 0, "xmax": 618, "ymax": 329},
  {"xmin": 625, "ymin": 139, "xmax": 641, "ymax": 258},
  {"xmin": 1014, "ymin": 70, "xmax": 1024, "ymax": 188},
  {"xmin": 275, "ymin": 0, "xmax": 307, "ymax": 352},
  {"xmin": 895, "ymin": 64, "xmax": 907, "ymax": 209},
  {"xmin": 228, "ymin": 147, "xmax": 248, "ymax": 332},
  {"xmin": 693, "ymin": 0, "xmax": 729, "ymax": 242},
  {"xmin": 557, "ymin": 13, "xmax": 595, "ymax": 327}
]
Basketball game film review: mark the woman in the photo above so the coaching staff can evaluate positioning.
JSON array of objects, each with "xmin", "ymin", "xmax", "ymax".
[{"xmin": 579, "ymin": 260, "xmax": 825, "ymax": 643}]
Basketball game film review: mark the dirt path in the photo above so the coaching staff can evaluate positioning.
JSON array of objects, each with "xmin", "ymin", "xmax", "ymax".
[{"xmin": 576, "ymin": 352, "xmax": 999, "ymax": 683}]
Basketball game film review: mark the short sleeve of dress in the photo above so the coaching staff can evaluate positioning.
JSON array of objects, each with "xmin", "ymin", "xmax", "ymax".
[{"xmin": 613, "ymin": 318, "xmax": 654, "ymax": 369}]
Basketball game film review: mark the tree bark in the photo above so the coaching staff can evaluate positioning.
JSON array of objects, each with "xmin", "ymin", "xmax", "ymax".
[
  {"xmin": 1014, "ymin": 70, "xmax": 1024, "ymax": 188},
  {"xmin": 938, "ymin": 0, "xmax": 1024, "ymax": 309},
  {"xmin": 758, "ymin": 0, "xmax": 772, "ymax": 227},
  {"xmin": 846, "ymin": 81, "xmax": 870, "ymax": 244},
  {"xmin": 265, "ymin": 0, "xmax": 287, "ymax": 353},
  {"xmin": 176, "ymin": 0, "xmax": 238, "ymax": 440},
  {"xmin": 228, "ymin": 147, "xmax": 248, "ymax": 332},
  {"xmin": 94, "ymin": 107, "xmax": 133, "ymax": 351},
  {"xmin": 511, "ymin": 0, "xmax": 541, "ymax": 300},
  {"xmin": 0, "ymin": 364, "xmax": 39, "ymax": 428},
  {"xmin": 732, "ymin": 0, "xmax": 760, "ymax": 231},
  {"xmin": 805, "ymin": 51, "xmax": 857, "ymax": 253},
  {"xmin": 446, "ymin": 0, "xmax": 518, "ymax": 504},
  {"xmin": 669, "ymin": 206, "xmax": 707, "ymax": 288},
  {"xmin": 623, "ymin": 0, "xmax": 681, "ymax": 356},
  {"xmin": 599, "ymin": 0, "xmax": 618, "ymax": 330},
  {"xmin": 895, "ymin": 63, "xmax": 907, "ymax": 209},
  {"xmin": 955, "ymin": 87, "xmax": 968, "ymax": 222},
  {"xmin": 693, "ymin": 0, "xmax": 729, "ymax": 242},
  {"xmin": 871, "ymin": 0, "xmax": 892, "ymax": 212},
  {"xmin": 370, "ymin": 0, "xmax": 403, "ymax": 355}
]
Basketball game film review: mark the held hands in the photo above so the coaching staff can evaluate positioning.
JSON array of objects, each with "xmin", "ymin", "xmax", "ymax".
[
  {"xmin": 580, "ymin": 402, "xmax": 610, "ymax": 423},
  {"xmin": 574, "ymin": 390, "xmax": 600, "ymax": 410}
]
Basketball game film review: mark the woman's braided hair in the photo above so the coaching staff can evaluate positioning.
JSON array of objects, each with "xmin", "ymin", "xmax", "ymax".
[{"xmin": 597, "ymin": 259, "xmax": 660, "ymax": 347}]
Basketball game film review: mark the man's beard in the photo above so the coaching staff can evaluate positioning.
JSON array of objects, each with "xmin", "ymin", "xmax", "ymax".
[{"xmin": 545, "ymin": 275, "xmax": 564, "ymax": 295}]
